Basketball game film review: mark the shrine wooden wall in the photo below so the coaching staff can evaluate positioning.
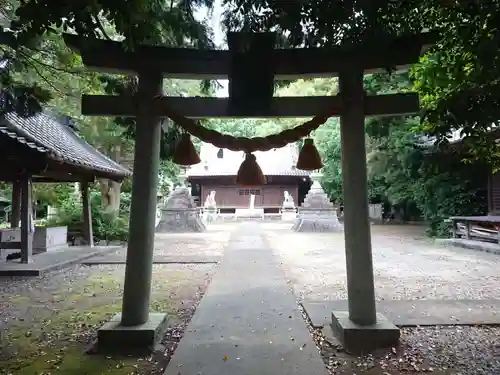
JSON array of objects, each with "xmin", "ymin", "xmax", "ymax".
[{"xmin": 198, "ymin": 184, "xmax": 298, "ymax": 209}]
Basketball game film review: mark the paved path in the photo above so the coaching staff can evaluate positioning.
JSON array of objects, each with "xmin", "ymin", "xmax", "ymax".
[{"xmin": 163, "ymin": 222, "xmax": 328, "ymax": 375}]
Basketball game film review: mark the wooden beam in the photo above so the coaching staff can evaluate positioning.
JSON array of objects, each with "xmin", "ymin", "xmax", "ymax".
[
  {"xmin": 64, "ymin": 33, "xmax": 436, "ymax": 79},
  {"xmin": 80, "ymin": 181, "xmax": 94, "ymax": 247},
  {"xmin": 20, "ymin": 176, "xmax": 32, "ymax": 263},
  {"xmin": 44, "ymin": 159, "xmax": 123, "ymax": 182},
  {"xmin": 0, "ymin": 174, "xmax": 89, "ymax": 183},
  {"xmin": 82, "ymin": 93, "xmax": 420, "ymax": 119},
  {"xmin": 10, "ymin": 180, "xmax": 21, "ymax": 228}
]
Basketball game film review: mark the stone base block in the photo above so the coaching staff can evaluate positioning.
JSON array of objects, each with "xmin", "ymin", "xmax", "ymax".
[
  {"xmin": 281, "ymin": 211, "xmax": 297, "ymax": 221},
  {"xmin": 292, "ymin": 218, "xmax": 344, "ymax": 232},
  {"xmin": 96, "ymin": 313, "xmax": 168, "ymax": 353},
  {"xmin": 331, "ymin": 311, "xmax": 400, "ymax": 354},
  {"xmin": 155, "ymin": 215, "xmax": 206, "ymax": 233}
]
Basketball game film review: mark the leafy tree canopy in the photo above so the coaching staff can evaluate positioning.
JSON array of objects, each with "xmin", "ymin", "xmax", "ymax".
[{"xmin": 3, "ymin": 1, "xmax": 499, "ymax": 160}]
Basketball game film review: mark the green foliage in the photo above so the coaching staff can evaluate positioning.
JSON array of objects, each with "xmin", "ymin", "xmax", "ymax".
[
  {"xmin": 221, "ymin": 0, "xmax": 423, "ymax": 46},
  {"xmin": 314, "ymin": 118, "xmax": 342, "ymax": 203},
  {"xmin": 0, "ymin": 182, "xmax": 12, "ymax": 199},
  {"xmin": 413, "ymin": 160, "xmax": 487, "ymax": 236},
  {"xmin": 4, "ymin": 0, "xmax": 500, "ymax": 171},
  {"xmin": 11, "ymin": 0, "xmax": 215, "ymax": 47},
  {"xmin": 158, "ymin": 160, "xmax": 182, "ymax": 197},
  {"xmin": 1, "ymin": 0, "xmax": 214, "ymax": 173},
  {"xmin": 409, "ymin": 3, "xmax": 500, "ymax": 167},
  {"xmin": 47, "ymin": 193, "xmax": 129, "ymax": 243},
  {"xmin": 364, "ymin": 72, "xmax": 488, "ymax": 236},
  {"xmin": 32, "ymin": 183, "xmax": 74, "ymax": 207}
]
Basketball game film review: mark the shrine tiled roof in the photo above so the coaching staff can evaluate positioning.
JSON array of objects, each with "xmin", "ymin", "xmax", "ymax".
[
  {"xmin": 0, "ymin": 110, "xmax": 131, "ymax": 180},
  {"xmin": 187, "ymin": 142, "xmax": 309, "ymax": 178}
]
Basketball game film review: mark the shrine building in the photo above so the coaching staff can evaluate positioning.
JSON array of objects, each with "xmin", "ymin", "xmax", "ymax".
[{"xmin": 187, "ymin": 142, "xmax": 311, "ymax": 213}]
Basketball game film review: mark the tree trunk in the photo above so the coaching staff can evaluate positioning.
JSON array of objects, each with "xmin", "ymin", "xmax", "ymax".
[{"xmin": 99, "ymin": 179, "xmax": 122, "ymax": 217}]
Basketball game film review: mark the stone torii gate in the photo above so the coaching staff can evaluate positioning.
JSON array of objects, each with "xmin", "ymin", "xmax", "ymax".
[{"xmin": 65, "ymin": 32, "xmax": 432, "ymax": 352}]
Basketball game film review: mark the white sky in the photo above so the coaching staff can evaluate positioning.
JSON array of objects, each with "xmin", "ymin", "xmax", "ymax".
[{"xmin": 195, "ymin": 0, "xmax": 229, "ymax": 97}]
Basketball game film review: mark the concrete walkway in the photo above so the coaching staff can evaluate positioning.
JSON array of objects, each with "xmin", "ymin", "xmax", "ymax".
[{"xmin": 163, "ymin": 222, "xmax": 328, "ymax": 375}]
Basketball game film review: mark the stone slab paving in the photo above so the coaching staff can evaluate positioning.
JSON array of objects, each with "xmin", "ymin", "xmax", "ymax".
[
  {"xmin": 163, "ymin": 222, "xmax": 328, "ymax": 375},
  {"xmin": 82, "ymin": 254, "xmax": 220, "ymax": 265},
  {"xmin": 0, "ymin": 245, "xmax": 120, "ymax": 276},
  {"xmin": 303, "ymin": 299, "xmax": 500, "ymax": 328},
  {"xmin": 436, "ymin": 237, "xmax": 500, "ymax": 255},
  {"xmin": 264, "ymin": 223, "xmax": 500, "ymax": 301}
]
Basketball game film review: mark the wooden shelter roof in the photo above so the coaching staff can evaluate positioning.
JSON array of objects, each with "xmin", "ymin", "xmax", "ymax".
[
  {"xmin": 0, "ymin": 110, "xmax": 131, "ymax": 181},
  {"xmin": 187, "ymin": 142, "xmax": 309, "ymax": 178}
]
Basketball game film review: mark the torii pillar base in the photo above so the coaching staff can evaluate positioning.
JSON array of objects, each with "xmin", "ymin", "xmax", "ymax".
[
  {"xmin": 330, "ymin": 311, "xmax": 400, "ymax": 354},
  {"xmin": 96, "ymin": 313, "xmax": 168, "ymax": 353}
]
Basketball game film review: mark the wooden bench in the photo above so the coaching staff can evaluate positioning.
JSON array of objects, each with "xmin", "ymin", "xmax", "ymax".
[{"xmin": 450, "ymin": 216, "xmax": 500, "ymax": 244}]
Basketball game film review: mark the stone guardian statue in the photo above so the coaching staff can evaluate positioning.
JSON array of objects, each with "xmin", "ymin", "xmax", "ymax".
[{"xmin": 203, "ymin": 191, "xmax": 217, "ymax": 224}]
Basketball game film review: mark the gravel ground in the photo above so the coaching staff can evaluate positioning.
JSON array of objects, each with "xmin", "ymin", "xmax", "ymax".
[
  {"xmin": 263, "ymin": 223, "xmax": 500, "ymax": 374},
  {"xmin": 264, "ymin": 223, "xmax": 500, "ymax": 301},
  {"xmin": 0, "ymin": 229, "xmax": 229, "ymax": 375},
  {"xmin": 309, "ymin": 322, "xmax": 500, "ymax": 375},
  {"xmin": 110, "ymin": 226, "xmax": 233, "ymax": 259},
  {"xmin": 5, "ymin": 222, "xmax": 500, "ymax": 374}
]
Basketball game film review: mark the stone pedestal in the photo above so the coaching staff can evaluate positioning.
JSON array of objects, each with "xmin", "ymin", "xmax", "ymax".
[
  {"xmin": 156, "ymin": 187, "xmax": 205, "ymax": 233},
  {"xmin": 33, "ymin": 226, "xmax": 68, "ymax": 253},
  {"xmin": 202, "ymin": 206, "xmax": 217, "ymax": 224},
  {"xmin": 235, "ymin": 208, "xmax": 264, "ymax": 221},
  {"xmin": 292, "ymin": 176, "xmax": 343, "ymax": 232},
  {"xmin": 331, "ymin": 311, "xmax": 400, "ymax": 354},
  {"xmin": 0, "ymin": 228, "xmax": 21, "ymax": 261},
  {"xmin": 281, "ymin": 207, "xmax": 297, "ymax": 222},
  {"xmin": 97, "ymin": 313, "xmax": 168, "ymax": 353}
]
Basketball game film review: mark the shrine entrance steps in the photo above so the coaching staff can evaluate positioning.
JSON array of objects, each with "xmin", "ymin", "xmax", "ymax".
[{"xmin": 162, "ymin": 222, "xmax": 328, "ymax": 375}]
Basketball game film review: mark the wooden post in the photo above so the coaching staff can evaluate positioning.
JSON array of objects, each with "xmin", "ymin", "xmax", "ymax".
[
  {"xmin": 338, "ymin": 68, "xmax": 377, "ymax": 326},
  {"xmin": 20, "ymin": 176, "xmax": 32, "ymax": 263},
  {"xmin": 81, "ymin": 181, "xmax": 94, "ymax": 247},
  {"xmin": 465, "ymin": 221, "xmax": 471, "ymax": 239},
  {"xmin": 121, "ymin": 71, "xmax": 163, "ymax": 326},
  {"xmin": 10, "ymin": 180, "xmax": 21, "ymax": 228},
  {"xmin": 451, "ymin": 219, "xmax": 457, "ymax": 238}
]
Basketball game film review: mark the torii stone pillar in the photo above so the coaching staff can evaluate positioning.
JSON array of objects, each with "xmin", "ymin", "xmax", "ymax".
[
  {"xmin": 97, "ymin": 71, "xmax": 168, "ymax": 350},
  {"xmin": 330, "ymin": 69, "xmax": 399, "ymax": 353}
]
